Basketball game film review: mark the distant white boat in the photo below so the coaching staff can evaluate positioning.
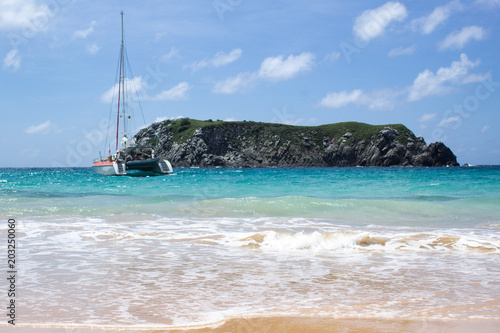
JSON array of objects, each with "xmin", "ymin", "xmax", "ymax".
[{"xmin": 92, "ymin": 12, "xmax": 172, "ymax": 176}]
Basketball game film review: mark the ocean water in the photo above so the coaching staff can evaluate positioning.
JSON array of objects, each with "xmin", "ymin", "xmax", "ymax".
[{"xmin": 1, "ymin": 166, "xmax": 499, "ymax": 329}]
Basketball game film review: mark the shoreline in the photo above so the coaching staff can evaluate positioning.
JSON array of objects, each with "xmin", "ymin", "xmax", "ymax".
[{"xmin": 6, "ymin": 317, "xmax": 500, "ymax": 333}]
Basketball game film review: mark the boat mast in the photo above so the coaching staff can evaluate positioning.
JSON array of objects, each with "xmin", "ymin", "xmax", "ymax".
[
  {"xmin": 115, "ymin": 11, "xmax": 125, "ymax": 152},
  {"xmin": 121, "ymin": 11, "xmax": 127, "ymax": 143}
]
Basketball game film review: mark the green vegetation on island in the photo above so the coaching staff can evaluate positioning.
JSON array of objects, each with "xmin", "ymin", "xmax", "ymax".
[
  {"xmin": 135, "ymin": 118, "xmax": 458, "ymax": 167},
  {"xmin": 141, "ymin": 118, "xmax": 413, "ymax": 146}
]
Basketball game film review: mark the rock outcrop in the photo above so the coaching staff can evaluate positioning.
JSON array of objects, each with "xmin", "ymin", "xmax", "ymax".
[{"xmin": 134, "ymin": 119, "xmax": 459, "ymax": 167}]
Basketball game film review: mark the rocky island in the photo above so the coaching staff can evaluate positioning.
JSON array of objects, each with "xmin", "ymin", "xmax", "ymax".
[{"xmin": 134, "ymin": 118, "xmax": 459, "ymax": 167}]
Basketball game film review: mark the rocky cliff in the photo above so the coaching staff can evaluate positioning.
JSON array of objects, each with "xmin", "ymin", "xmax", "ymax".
[{"xmin": 134, "ymin": 119, "xmax": 459, "ymax": 167}]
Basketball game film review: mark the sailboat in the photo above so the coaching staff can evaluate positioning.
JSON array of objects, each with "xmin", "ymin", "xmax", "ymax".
[{"xmin": 92, "ymin": 12, "xmax": 173, "ymax": 176}]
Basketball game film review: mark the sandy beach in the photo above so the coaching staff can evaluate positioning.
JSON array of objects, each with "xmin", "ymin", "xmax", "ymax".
[
  {"xmin": 178, "ymin": 317, "xmax": 500, "ymax": 333},
  {"xmin": 7, "ymin": 317, "xmax": 500, "ymax": 333}
]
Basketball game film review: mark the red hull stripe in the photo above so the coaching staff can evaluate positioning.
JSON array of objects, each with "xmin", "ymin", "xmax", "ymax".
[{"xmin": 92, "ymin": 161, "xmax": 113, "ymax": 167}]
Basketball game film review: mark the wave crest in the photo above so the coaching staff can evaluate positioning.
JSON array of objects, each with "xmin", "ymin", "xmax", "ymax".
[{"xmin": 239, "ymin": 230, "xmax": 500, "ymax": 254}]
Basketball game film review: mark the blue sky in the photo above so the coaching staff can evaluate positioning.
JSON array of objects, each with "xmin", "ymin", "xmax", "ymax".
[{"xmin": 1, "ymin": 0, "xmax": 499, "ymax": 167}]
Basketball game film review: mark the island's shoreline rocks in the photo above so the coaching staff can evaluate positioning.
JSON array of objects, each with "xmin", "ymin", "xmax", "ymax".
[{"xmin": 134, "ymin": 119, "xmax": 459, "ymax": 167}]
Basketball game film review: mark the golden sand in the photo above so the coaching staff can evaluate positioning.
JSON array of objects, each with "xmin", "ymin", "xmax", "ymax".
[{"xmin": 5, "ymin": 317, "xmax": 500, "ymax": 333}]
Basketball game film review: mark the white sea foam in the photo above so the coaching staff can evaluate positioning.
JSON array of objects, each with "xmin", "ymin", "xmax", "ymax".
[
  {"xmin": 231, "ymin": 229, "xmax": 500, "ymax": 254},
  {"xmin": 12, "ymin": 215, "xmax": 500, "ymax": 327}
]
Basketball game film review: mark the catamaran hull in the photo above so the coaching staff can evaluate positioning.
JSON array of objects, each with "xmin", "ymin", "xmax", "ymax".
[
  {"xmin": 92, "ymin": 159, "xmax": 173, "ymax": 176},
  {"xmin": 126, "ymin": 158, "xmax": 173, "ymax": 176},
  {"xmin": 92, "ymin": 161, "xmax": 126, "ymax": 176},
  {"xmin": 126, "ymin": 157, "xmax": 162, "ymax": 170}
]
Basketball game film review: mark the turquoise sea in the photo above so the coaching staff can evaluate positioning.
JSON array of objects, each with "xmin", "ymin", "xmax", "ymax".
[{"xmin": 1, "ymin": 166, "xmax": 499, "ymax": 328}]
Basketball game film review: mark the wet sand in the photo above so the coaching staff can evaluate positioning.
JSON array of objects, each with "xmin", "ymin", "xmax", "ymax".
[{"xmin": 6, "ymin": 317, "xmax": 500, "ymax": 333}]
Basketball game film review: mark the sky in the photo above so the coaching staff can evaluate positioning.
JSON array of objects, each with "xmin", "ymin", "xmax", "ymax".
[{"xmin": 1, "ymin": 0, "xmax": 499, "ymax": 167}]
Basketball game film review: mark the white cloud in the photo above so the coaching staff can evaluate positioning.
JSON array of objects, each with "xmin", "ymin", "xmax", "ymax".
[
  {"xmin": 3, "ymin": 49, "xmax": 21, "ymax": 71},
  {"xmin": 361, "ymin": 89, "xmax": 400, "ymax": 110},
  {"xmin": 388, "ymin": 45, "xmax": 416, "ymax": 57},
  {"xmin": 411, "ymin": 1, "xmax": 463, "ymax": 35},
  {"xmin": 408, "ymin": 53, "xmax": 488, "ymax": 101},
  {"xmin": 257, "ymin": 53, "xmax": 315, "ymax": 82},
  {"xmin": 213, "ymin": 73, "xmax": 256, "ymax": 94},
  {"xmin": 419, "ymin": 113, "xmax": 437, "ymax": 122},
  {"xmin": 101, "ymin": 76, "xmax": 146, "ymax": 103},
  {"xmin": 150, "ymin": 82, "xmax": 191, "ymax": 101},
  {"xmin": 474, "ymin": 0, "xmax": 500, "ymax": 7},
  {"xmin": 153, "ymin": 115, "xmax": 184, "ymax": 123},
  {"xmin": 24, "ymin": 121, "xmax": 59, "ymax": 135},
  {"xmin": 353, "ymin": 2, "xmax": 407, "ymax": 42},
  {"xmin": 213, "ymin": 52, "xmax": 315, "ymax": 94},
  {"xmin": 86, "ymin": 42, "xmax": 100, "ymax": 55},
  {"xmin": 271, "ymin": 106, "xmax": 305, "ymax": 125},
  {"xmin": 73, "ymin": 21, "xmax": 97, "ymax": 39},
  {"xmin": 190, "ymin": 48, "xmax": 242, "ymax": 71},
  {"xmin": 319, "ymin": 90, "xmax": 363, "ymax": 108},
  {"xmin": 101, "ymin": 77, "xmax": 190, "ymax": 102},
  {"xmin": 319, "ymin": 89, "xmax": 399, "ymax": 110},
  {"xmin": 153, "ymin": 116, "xmax": 169, "ymax": 123},
  {"xmin": 324, "ymin": 52, "xmax": 341, "ymax": 62},
  {"xmin": 481, "ymin": 125, "xmax": 491, "ymax": 133},
  {"xmin": 160, "ymin": 47, "xmax": 180, "ymax": 62},
  {"xmin": 20, "ymin": 147, "xmax": 40, "ymax": 158},
  {"xmin": 0, "ymin": 0, "xmax": 51, "ymax": 31},
  {"xmin": 461, "ymin": 72, "xmax": 491, "ymax": 84},
  {"xmin": 212, "ymin": 49, "xmax": 242, "ymax": 67},
  {"xmin": 437, "ymin": 116, "xmax": 461, "ymax": 127},
  {"xmin": 438, "ymin": 26, "xmax": 486, "ymax": 50}
]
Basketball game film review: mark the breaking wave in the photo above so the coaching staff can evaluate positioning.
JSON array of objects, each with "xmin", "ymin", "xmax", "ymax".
[{"xmin": 238, "ymin": 230, "xmax": 500, "ymax": 254}]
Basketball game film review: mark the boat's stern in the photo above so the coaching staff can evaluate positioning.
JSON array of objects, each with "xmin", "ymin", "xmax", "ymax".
[
  {"xmin": 92, "ymin": 160, "xmax": 126, "ymax": 176},
  {"xmin": 156, "ymin": 159, "xmax": 173, "ymax": 174}
]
